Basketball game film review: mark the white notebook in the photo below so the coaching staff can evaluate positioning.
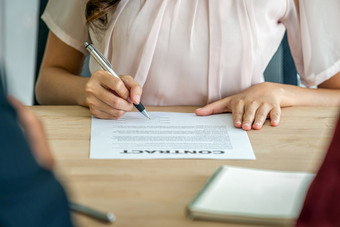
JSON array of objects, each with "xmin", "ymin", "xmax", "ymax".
[{"xmin": 187, "ymin": 166, "xmax": 315, "ymax": 226}]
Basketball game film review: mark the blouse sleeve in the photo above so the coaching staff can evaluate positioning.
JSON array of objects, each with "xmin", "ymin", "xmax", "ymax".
[
  {"xmin": 41, "ymin": 0, "xmax": 89, "ymax": 55},
  {"xmin": 283, "ymin": 0, "xmax": 340, "ymax": 87}
]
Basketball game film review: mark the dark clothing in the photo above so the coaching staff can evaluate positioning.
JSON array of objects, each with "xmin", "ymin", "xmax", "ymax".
[
  {"xmin": 297, "ymin": 116, "xmax": 340, "ymax": 226},
  {"xmin": 0, "ymin": 79, "xmax": 73, "ymax": 226}
]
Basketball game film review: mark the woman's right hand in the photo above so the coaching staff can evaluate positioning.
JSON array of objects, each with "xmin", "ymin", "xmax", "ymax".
[{"xmin": 85, "ymin": 70, "xmax": 143, "ymax": 119}]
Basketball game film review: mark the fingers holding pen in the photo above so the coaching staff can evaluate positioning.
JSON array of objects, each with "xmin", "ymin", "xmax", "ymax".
[
  {"xmin": 87, "ymin": 97, "xmax": 128, "ymax": 119},
  {"xmin": 98, "ymin": 71, "xmax": 130, "ymax": 100},
  {"xmin": 85, "ymin": 70, "xmax": 134, "ymax": 119},
  {"xmin": 120, "ymin": 75, "xmax": 143, "ymax": 105},
  {"xmin": 85, "ymin": 43, "xmax": 149, "ymax": 119}
]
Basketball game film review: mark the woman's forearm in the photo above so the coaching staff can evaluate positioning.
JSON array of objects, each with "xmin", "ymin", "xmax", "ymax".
[
  {"xmin": 35, "ymin": 31, "xmax": 89, "ymax": 106},
  {"xmin": 35, "ymin": 67, "xmax": 89, "ymax": 106},
  {"xmin": 292, "ymin": 86, "xmax": 340, "ymax": 106},
  {"xmin": 281, "ymin": 72, "xmax": 340, "ymax": 107}
]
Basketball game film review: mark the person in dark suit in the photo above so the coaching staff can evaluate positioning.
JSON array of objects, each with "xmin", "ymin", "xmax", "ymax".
[
  {"xmin": 0, "ymin": 77, "xmax": 73, "ymax": 226},
  {"xmin": 296, "ymin": 115, "xmax": 340, "ymax": 226}
]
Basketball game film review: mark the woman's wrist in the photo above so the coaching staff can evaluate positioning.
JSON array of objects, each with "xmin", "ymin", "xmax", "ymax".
[{"xmin": 77, "ymin": 77, "xmax": 91, "ymax": 107}]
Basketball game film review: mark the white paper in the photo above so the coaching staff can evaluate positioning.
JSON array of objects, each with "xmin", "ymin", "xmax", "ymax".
[
  {"xmin": 90, "ymin": 112, "xmax": 255, "ymax": 159},
  {"xmin": 191, "ymin": 166, "xmax": 314, "ymax": 219}
]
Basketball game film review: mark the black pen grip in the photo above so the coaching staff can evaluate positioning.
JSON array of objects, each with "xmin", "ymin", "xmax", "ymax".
[{"xmin": 133, "ymin": 102, "xmax": 145, "ymax": 112}]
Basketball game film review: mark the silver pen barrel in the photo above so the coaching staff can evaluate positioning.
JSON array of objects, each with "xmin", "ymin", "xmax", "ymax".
[
  {"xmin": 84, "ymin": 42, "xmax": 119, "ymax": 78},
  {"xmin": 69, "ymin": 202, "xmax": 115, "ymax": 223}
]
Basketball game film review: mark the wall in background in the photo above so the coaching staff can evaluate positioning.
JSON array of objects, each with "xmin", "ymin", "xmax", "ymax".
[{"xmin": 3, "ymin": 0, "xmax": 39, "ymax": 105}]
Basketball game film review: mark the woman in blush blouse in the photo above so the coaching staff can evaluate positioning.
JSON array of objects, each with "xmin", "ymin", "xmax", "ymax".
[{"xmin": 36, "ymin": 0, "xmax": 340, "ymax": 130}]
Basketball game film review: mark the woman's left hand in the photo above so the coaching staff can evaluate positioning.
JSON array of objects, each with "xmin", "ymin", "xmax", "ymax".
[{"xmin": 195, "ymin": 82, "xmax": 290, "ymax": 131}]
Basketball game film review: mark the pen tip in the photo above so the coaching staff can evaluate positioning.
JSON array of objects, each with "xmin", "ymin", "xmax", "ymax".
[
  {"xmin": 141, "ymin": 110, "xmax": 151, "ymax": 119},
  {"xmin": 107, "ymin": 213, "xmax": 116, "ymax": 222}
]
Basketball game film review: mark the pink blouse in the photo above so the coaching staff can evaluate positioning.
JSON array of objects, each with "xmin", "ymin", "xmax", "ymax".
[{"xmin": 42, "ymin": 0, "xmax": 340, "ymax": 106}]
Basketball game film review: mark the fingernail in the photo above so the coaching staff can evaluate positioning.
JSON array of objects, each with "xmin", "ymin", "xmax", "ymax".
[
  {"xmin": 134, "ymin": 95, "xmax": 141, "ymax": 104},
  {"xmin": 253, "ymin": 122, "xmax": 262, "ymax": 129},
  {"xmin": 271, "ymin": 119, "xmax": 279, "ymax": 126},
  {"xmin": 242, "ymin": 122, "xmax": 250, "ymax": 129}
]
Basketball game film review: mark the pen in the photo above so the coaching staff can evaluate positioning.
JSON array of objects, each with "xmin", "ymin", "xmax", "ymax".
[
  {"xmin": 84, "ymin": 42, "xmax": 150, "ymax": 119},
  {"xmin": 69, "ymin": 202, "xmax": 115, "ymax": 223}
]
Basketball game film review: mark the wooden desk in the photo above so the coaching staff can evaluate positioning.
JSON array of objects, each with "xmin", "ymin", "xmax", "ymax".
[{"xmin": 31, "ymin": 106, "xmax": 339, "ymax": 227}]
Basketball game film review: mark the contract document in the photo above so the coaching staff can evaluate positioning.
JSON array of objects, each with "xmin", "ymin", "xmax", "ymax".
[{"xmin": 90, "ymin": 112, "xmax": 255, "ymax": 159}]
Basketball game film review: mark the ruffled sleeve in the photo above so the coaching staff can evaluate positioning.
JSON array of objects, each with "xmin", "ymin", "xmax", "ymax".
[
  {"xmin": 283, "ymin": 0, "xmax": 340, "ymax": 87},
  {"xmin": 41, "ymin": 0, "xmax": 89, "ymax": 55}
]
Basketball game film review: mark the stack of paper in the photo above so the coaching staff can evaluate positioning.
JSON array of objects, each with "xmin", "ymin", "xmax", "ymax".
[{"xmin": 187, "ymin": 166, "xmax": 315, "ymax": 226}]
